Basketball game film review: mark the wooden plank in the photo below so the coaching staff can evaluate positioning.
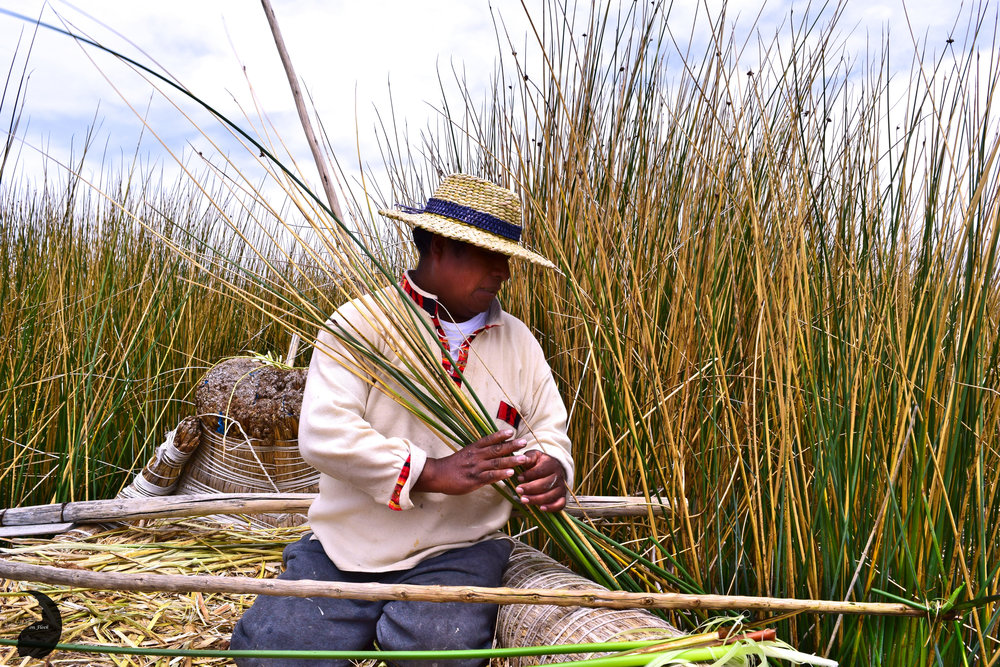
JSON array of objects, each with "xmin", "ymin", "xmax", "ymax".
[
  {"xmin": 0, "ymin": 522, "xmax": 75, "ymax": 538},
  {"xmin": 0, "ymin": 503, "xmax": 66, "ymax": 526}
]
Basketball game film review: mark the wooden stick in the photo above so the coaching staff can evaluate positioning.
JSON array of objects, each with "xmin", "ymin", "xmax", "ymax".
[
  {"xmin": 0, "ymin": 523, "xmax": 75, "ymax": 538},
  {"xmin": 260, "ymin": 0, "xmax": 346, "ymax": 367},
  {"xmin": 0, "ymin": 494, "xmax": 310, "ymax": 530},
  {"xmin": 0, "ymin": 493, "xmax": 673, "ymax": 535},
  {"xmin": 260, "ymin": 0, "xmax": 344, "ymax": 223},
  {"xmin": 0, "ymin": 559, "xmax": 928, "ymax": 617}
]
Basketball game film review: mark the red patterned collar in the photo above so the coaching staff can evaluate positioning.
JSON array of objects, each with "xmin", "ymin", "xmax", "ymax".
[{"xmin": 399, "ymin": 271, "xmax": 502, "ymax": 385}]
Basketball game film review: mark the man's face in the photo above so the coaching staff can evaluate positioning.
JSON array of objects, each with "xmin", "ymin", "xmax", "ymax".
[{"xmin": 434, "ymin": 240, "xmax": 511, "ymax": 321}]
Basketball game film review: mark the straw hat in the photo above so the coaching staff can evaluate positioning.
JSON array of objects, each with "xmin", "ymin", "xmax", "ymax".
[{"xmin": 379, "ymin": 173, "xmax": 556, "ymax": 270}]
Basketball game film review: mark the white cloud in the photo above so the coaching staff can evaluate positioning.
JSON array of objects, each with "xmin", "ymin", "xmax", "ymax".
[{"xmin": 0, "ymin": 0, "xmax": 992, "ymax": 204}]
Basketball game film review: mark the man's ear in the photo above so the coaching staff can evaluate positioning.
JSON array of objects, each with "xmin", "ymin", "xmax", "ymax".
[{"xmin": 428, "ymin": 233, "xmax": 448, "ymax": 261}]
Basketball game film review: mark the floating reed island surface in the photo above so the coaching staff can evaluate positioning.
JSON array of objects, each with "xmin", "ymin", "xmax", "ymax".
[
  {"xmin": 2, "ymin": 0, "xmax": 1000, "ymax": 664},
  {"xmin": 0, "ymin": 518, "xmax": 812, "ymax": 667},
  {"xmin": 0, "ymin": 521, "xmax": 290, "ymax": 666}
]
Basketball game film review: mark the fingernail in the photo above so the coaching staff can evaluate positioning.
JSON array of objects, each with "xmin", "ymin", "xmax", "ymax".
[
  {"xmin": 505, "ymin": 469, "xmax": 515, "ymax": 476},
  {"xmin": 520, "ymin": 496, "xmax": 529, "ymax": 504},
  {"xmin": 515, "ymin": 455, "xmax": 528, "ymax": 464},
  {"xmin": 515, "ymin": 439, "xmax": 527, "ymax": 447},
  {"xmin": 515, "ymin": 486, "xmax": 524, "ymax": 495},
  {"xmin": 504, "ymin": 430, "xmax": 515, "ymax": 437}
]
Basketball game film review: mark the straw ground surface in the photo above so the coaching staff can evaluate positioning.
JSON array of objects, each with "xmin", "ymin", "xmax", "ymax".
[{"xmin": 0, "ymin": 520, "xmax": 291, "ymax": 666}]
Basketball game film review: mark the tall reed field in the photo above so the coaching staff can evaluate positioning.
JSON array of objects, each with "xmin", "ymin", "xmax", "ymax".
[
  {"xmin": 374, "ymin": 2, "xmax": 1000, "ymax": 664},
  {"xmin": 2, "ymin": 0, "xmax": 999, "ymax": 664},
  {"xmin": 0, "ymin": 169, "xmax": 325, "ymax": 506}
]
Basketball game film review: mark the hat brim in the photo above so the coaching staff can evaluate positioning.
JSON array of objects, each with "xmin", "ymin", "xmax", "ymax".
[{"xmin": 380, "ymin": 208, "xmax": 558, "ymax": 271}]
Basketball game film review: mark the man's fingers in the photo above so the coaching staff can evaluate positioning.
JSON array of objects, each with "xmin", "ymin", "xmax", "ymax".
[
  {"xmin": 474, "ymin": 430, "xmax": 515, "ymax": 447},
  {"xmin": 470, "ymin": 431, "xmax": 527, "ymax": 455},
  {"xmin": 540, "ymin": 496, "xmax": 567, "ymax": 512},
  {"xmin": 516, "ymin": 476, "xmax": 562, "ymax": 496},
  {"xmin": 513, "ymin": 451, "xmax": 567, "ymax": 508},
  {"xmin": 471, "ymin": 435, "xmax": 527, "ymax": 459},
  {"xmin": 517, "ymin": 485, "xmax": 567, "ymax": 512},
  {"xmin": 515, "ymin": 468, "xmax": 566, "ymax": 508},
  {"xmin": 490, "ymin": 454, "xmax": 528, "ymax": 470},
  {"xmin": 517, "ymin": 453, "xmax": 560, "ymax": 483},
  {"xmin": 488, "ymin": 468, "xmax": 519, "ymax": 483},
  {"xmin": 458, "ymin": 433, "xmax": 527, "ymax": 481}
]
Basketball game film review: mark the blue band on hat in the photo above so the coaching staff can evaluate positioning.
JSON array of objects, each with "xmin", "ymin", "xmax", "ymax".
[{"xmin": 399, "ymin": 198, "xmax": 522, "ymax": 242}]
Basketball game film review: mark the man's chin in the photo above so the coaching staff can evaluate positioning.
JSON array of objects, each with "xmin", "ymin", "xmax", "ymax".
[{"xmin": 474, "ymin": 290, "xmax": 497, "ymax": 304}]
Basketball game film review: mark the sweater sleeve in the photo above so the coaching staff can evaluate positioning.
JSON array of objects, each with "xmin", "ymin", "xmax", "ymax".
[
  {"xmin": 520, "ymin": 342, "xmax": 576, "ymax": 490},
  {"xmin": 298, "ymin": 313, "xmax": 428, "ymax": 511}
]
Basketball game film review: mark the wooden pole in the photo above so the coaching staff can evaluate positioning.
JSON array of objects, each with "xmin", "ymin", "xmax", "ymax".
[
  {"xmin": 260, "ymin": 0, "xmax": 345, "ymax": 366},
  {"xmin": 260, "ymin": 0, "xmax": 344, "ymax": 222},
  {"xmin": 0, "ymin": 493, "xmax": 674, "ymax": 536},
  {"xmin": 0, "ymin": 493, "xmax": 310, "ymax": 529},
  {"xmin": 0, "ymin": 559, "xmax": 929, "ymax": 617}
]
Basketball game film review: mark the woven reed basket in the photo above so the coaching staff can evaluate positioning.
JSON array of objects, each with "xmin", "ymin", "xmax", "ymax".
[
  {"xmin": 498, "ymin": 540, "xmax": 684, "ymax": 664},
  {"xmin": 173, "ymin": 357, "xmax": 316, "ymax": 527}
]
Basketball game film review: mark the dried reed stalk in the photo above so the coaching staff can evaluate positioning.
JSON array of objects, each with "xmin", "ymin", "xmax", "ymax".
[
  {"xmin": 0, "ymin": 521, "xmax": 290, "ymax": 666},
  {"xmin": 138, "ymin": 417, "xmax": 200, "ymax": 490},
  {"xmin": 259, "ymin": 0, "xmax": 343, "ymax": 222},
  {"xmin": 0, "ymin": 558, "xmax": 929, "ymax": 617},
  {"xmin": 177, "ymin": 425, "xmax": 265, "ymax": 495},
  {"xmin": 272, "ymin": 416, "xmax": 316, "ymax": 493}
]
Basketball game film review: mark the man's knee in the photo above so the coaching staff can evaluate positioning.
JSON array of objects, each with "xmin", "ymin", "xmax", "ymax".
[
  {"xmin": 377, "ymin": 600, "xmax": 499, "ymax": 667},
  {"xmin": 231, "ymin": 594, "xmax": 346, "ymax": 657},
  {"xmin": 231, "ymin": 596, "xmax": 339, "ymax": 666},
  {"xmin": 375, "ymin": 540, "xmax": 511, "ymax": 661}
]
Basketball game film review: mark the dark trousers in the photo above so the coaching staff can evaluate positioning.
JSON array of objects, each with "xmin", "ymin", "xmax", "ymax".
[{"xmin": 230, "ymin": 534, "xmax": 513, "ymax": 667}]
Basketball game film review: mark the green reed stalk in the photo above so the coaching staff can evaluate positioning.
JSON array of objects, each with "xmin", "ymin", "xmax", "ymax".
[
  {"xmin": 371, "ymin": 1, "xmax": 1000, "ymax": 664},
  {"xmin": 0, "ymin": 636, "xmax": 834, "ymax": 665}
]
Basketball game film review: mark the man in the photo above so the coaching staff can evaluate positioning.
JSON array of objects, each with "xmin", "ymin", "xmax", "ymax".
[{"xmin": 231, "ymin": 173, "xmax": 573, "ymax": 666}]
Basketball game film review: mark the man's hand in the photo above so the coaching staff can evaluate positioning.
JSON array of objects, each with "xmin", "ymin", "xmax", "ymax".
[
  {"xmin": 414, "ymin": 430, "xmax": 528, "ymax": 495},
  {"xmin": 515, "ymin": 450, "xmax": 567, "ymax": 512}
]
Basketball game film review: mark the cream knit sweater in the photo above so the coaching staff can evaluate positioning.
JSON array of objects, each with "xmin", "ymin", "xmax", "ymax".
[{"xmin": 299, "ymin": 275, "xmax": 574, "ymax": 572}]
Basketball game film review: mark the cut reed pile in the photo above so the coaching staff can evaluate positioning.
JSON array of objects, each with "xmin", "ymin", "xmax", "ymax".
[{"xmin": 0, "ymin": 520, "xmax": 293, "ymax": 666}]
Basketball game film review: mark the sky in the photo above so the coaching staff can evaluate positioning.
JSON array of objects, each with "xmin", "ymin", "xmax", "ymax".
[{"xmin": 0, "ymin": 0, "xmax": 991, "ymax": 210}]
